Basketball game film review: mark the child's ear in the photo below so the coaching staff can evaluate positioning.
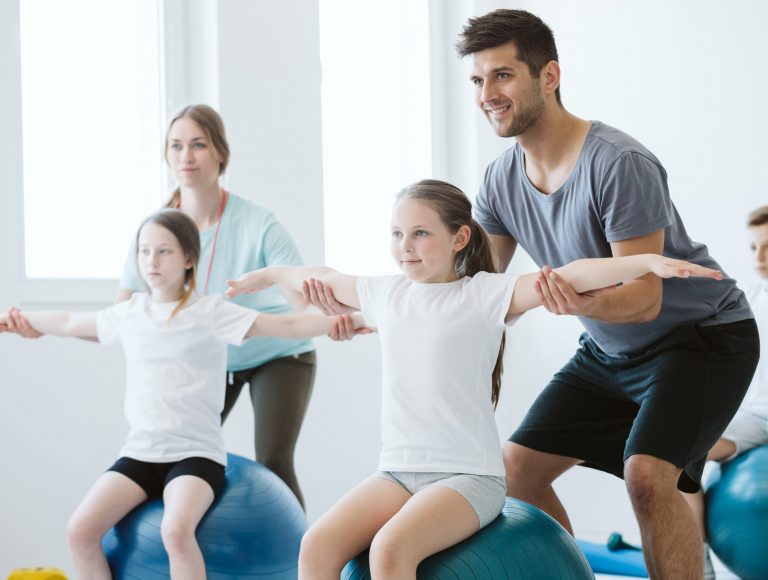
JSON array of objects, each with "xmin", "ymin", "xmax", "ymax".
[{"xmin": 453, "ymin": 225, "xmax": 472, "ymax": 252}]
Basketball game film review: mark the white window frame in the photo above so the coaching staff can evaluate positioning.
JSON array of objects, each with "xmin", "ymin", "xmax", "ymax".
[{"xmin": 11, "ymin": 0, "xmax": 219, "ymax": 306}]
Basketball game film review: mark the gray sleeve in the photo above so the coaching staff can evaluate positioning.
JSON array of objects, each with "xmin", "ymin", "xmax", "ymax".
[
  {"xmin": 600, "ymin": 152, "xmax": 673, "ymax": 243},
  {"xmin": 474, "ymin": 164, "xmax": 512, "ymax": 236}
]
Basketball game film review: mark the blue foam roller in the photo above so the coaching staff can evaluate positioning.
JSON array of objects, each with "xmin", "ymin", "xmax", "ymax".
[{"xmin": 576, "ymin": 539, "xmax": 647, "ymax": 577}]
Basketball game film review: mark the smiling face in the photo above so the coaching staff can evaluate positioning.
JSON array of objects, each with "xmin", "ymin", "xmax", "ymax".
[
  {"xmin": 749, "ymin": 223, "xmax": 768, "ymax": 279},
  {"xmin": 137, "ymin": 222, "xmax": 192, "ymax": 301},
  {"xmin": 389, "ymin": 199, "xmax": 469, "ymax": 283},
  {"xmin": 470, "ymin": 42, "xmax": 546, "ymax": 138},
  {"xmin": 165, "ymin": 117, "xmax": 223, "ymax": 191}
]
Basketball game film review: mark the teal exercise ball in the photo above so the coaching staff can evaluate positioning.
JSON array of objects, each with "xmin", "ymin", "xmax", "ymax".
[
  {"xmin": 102, "ymin": 453, "xmax": 306, "ymax": 579},
  {"xmin": 342, "ymin": 497, "xmax": 594, "ymax": 579},
  {"xmin": 705, "ymin": 444, "xmax": 768, "ymax": 580}
]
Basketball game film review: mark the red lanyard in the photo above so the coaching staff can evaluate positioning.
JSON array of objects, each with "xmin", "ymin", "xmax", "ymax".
[{"xmin": 179, "ymin": 190, "xmax": 228, "ymax": 294}]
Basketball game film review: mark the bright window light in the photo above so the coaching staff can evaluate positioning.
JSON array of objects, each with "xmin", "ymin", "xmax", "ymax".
[
  {"xmin": 20, "ymin": 0, "xmax": 163, "ymax": 279},
  {"xmin": 319, "ymin": 0, "xmax": 432, "ymax": 275}
]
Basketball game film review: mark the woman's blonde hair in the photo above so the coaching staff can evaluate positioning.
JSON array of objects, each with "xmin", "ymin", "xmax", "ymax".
[
  {"xmin": 164, "ymin": 104, "xmax": 231, "ymax": 209},
  {"xmin": 137, "ymin": 209, "xmax": 200, "ymax": 319},
  {"xmin": 395, "ymin": 179, "xmax": 506, "ymax": 408}
]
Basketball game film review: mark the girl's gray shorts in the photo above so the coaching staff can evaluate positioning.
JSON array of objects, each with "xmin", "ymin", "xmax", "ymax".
[{"xmin": 372, "ymin": 470, "xmax": 506, "ymax": 528}]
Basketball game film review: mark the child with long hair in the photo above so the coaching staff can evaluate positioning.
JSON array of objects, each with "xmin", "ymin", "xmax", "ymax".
[
  {"xmin": 226, "ymin": 179, "xmax": 724, "ymax": 580},
  {"xmin": 0, "ymin": 209, "xmax": 349, "ymax": 580}
]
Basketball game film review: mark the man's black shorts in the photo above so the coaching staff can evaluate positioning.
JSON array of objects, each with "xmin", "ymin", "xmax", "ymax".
[{"xmin": 510, "ymin": 319, "xmax": 759, "ymax": 492}]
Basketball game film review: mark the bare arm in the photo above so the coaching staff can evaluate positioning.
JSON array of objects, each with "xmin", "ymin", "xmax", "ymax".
[
  {"xmin": 1, "ymin": 309, "xmax": 98, "ymax": 338},
  {"xmin": 508, "ymin": 251, "xmax": 723, "ymax": 317},
  {"xmin": 246, "ymin": 312, "xmax": 369, "ymax": 339},
  {"xmin": 228, "ymin": 266, "xmax": 361, "ymax": 310},
  {"xmin": 488, "ymin": 233, "xmax": 518, "ymax": 272},
  {"xmin": 533, "ymin": 230, "xmax": 668, "ymax": 323}
]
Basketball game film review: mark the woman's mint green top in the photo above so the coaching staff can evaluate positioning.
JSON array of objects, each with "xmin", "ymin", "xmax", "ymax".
[{"xmin": 120, "ymin": 194, "xmax": 314, "ymax": 371}]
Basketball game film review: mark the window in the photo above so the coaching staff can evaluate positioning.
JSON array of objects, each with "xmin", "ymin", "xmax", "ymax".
[
  {"xmin": 318, "ymin": 0, "xmax": 432, "ymax": 274},
  {"xmin": 20, "ymin": 0, "xmax": 163, "ymax": 280}
]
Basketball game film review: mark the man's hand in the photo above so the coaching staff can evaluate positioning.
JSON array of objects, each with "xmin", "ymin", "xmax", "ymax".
[
  {"xmin": 4, "ymin": 307, "xmax": 44, "ymax": 338},
  {"xmin": 327, "ymin": 313, "xmax": 374, "ymax": 341},
  {"xmin": 535, "ymin": 266, "xmax": 616, "ymax": 317},
  {"xmin": 303, "ymin": 278, "xmax": 355, "ymax": 315}
]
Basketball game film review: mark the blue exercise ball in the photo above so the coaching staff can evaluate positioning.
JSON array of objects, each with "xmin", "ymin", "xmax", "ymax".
[
  {"xmin": 705, "ymin": 444, "xmax": 768, "ymax": 580},
  {"xmin": 102, "ymin": 453, "xmax": 306, "ymax": 579},
  {"xmin": 342, "ymin": 497, "xmax": 594, "ymax": 579}
]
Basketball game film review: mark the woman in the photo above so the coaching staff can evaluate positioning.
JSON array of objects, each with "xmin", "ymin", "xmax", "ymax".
[{"xmin": 10, "ymin": 105, "xmax": 316, "ymax": 508}]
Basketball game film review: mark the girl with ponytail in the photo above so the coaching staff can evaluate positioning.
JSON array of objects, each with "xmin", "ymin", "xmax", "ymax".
[
  {"xmin": 0, "ymin": 210, "xmax": 348, "ymax": 579},
  {"xmin": 226, "ymin": 179, "xmax": 723, "ymax": 580}
]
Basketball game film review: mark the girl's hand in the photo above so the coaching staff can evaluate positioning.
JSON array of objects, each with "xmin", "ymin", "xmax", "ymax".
[
  {"xmin": 303, "ymin": 278, "xmax": 356, "ymax": 315},
  {"xmin": 328, "ymin": 313, "xmax": 374, "ymax": 341},
  {"xmin": 649, "ymin": 256, "xmax": 724, "ymax": 280},
  {"xmin": 226, "ymin": 270, "xmax": 273, "ymax": 298},
  {"xmin": 4, "ymin": 307, "xmax": 44, "ymax": 338}
]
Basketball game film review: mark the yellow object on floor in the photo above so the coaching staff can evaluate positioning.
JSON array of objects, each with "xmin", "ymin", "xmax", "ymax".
[{"xmin": 7, "ymin": 568, "xmax": 67, "ymax": 580}]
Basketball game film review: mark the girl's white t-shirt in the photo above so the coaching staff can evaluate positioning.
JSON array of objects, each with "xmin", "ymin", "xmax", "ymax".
[
  {"xmin": 97, "ymin": 293, "xmax": 258, "ymax": 466},
  {"xmin": 357, "ymin": 272, "xmax": 519, "ymax": 477}
]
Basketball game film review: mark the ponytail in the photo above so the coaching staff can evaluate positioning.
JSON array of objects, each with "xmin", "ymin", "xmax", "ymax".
[{"xmin": 396, "ymin": 179, "xmax": 506, "ymax": 408}]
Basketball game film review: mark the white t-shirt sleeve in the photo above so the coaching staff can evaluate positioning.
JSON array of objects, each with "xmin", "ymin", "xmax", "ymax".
[
  {"xmin": 96, "ymin": 298, "xmax": 132, "ymax": 346},
  {"xmin": 468, "ymin": 272, "xmax": 521, "ymax": 327},
  {"xmin": 356, "ymin": 275, "xmax": 400, "ymax": 327},
  {"xmin": 210, "ymin": 295, "xmax": 259, "ymax": 346}
]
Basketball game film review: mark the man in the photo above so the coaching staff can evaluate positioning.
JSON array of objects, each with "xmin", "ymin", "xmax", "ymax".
[{"xmin": 456, "ymin": 9, "xmax": 758, "ymax": 579}]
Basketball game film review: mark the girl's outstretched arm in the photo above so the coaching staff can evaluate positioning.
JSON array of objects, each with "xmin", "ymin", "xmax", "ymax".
[
  {"xmin": 507, "ymin": 254, "xmax": 723, "ymax": 316},
  {"xmin": 227, "ymin": 266, "xmax": 361, "ymax": 310},
  {"xmin": 0, "ymin": 307, "xmax": 98, "ymax": 338},
  {"xmin": 245, "ymin": 312, "xmax": 370, "ymax": 339}
]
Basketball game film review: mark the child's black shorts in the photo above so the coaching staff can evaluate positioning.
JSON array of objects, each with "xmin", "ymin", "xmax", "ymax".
[
  {"xmin": 510, "ymin": 318, "xmax": 759, "ymax": 492},
  {"xmin": 108, "ymin": 456, "xmax": 226, "ymax": 499}
]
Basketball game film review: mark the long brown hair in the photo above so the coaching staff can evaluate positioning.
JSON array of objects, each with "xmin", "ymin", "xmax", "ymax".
[
  {"xmin": 136, "ymin": 209, "xmax": 201, "ymax": 319},
  {"xmin": 163, "ymin": 104, "xmax": 231, "ymax": 209},
  {"xmin": 396, "ymin": 179, "xmax": 506, "ymax": 408}
]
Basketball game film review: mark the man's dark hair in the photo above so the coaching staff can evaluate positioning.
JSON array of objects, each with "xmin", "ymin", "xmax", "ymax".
[{"xmin": 456, "ymin": 9, "xmax": 561, "ymax": 104}]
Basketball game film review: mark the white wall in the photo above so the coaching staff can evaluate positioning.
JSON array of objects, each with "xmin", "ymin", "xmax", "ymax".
[{"xmin": 2, "ymin": 0, "xmax": 767, "ymax": 573}]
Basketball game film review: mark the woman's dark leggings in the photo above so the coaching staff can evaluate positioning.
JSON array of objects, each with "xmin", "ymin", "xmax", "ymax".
[{"xmin": 221, "ymin": 351, "xmax": 316, "ymax": 508}]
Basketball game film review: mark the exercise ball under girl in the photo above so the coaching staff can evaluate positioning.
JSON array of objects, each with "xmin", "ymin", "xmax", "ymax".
[{"xmin": 103, "ymin": 453, "xmax": 306, "ymax": 579}]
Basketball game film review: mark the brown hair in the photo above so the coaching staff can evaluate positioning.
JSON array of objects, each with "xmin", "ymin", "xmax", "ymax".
[
  {"xmin": 456, "ymin": 9, "xmax": 562, "ymax": 105},
  {"xmin": 747, "ymin": 205, "xmax": 768, "ymax": 227},
  {"xmin": 136, "ymin": 209, "xmax": 201, "ymax": 319},
  {"xmin": 396, "ymin": 179, "xmax": 506, "ymax": 408},
  {"xmin": 164, "ymin": 104, "xmax": 231, "ymax": 209}
]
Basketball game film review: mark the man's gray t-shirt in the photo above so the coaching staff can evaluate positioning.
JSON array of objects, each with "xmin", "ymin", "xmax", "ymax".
[{"xmin": 474, "ymin": 121, "xmax": 752, "ymax": 358}]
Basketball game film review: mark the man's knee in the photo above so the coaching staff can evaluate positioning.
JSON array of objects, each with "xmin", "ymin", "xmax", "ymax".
[
  {"xmin": 624, "ymin": 454, "xmax": 680, "ymax": 508},
  {"xmin": 503, "ymin": 442, "xmax": 576, "ymax": 494}
]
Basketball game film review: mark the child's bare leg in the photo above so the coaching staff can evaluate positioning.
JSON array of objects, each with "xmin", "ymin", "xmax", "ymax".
[
  {"xmin": 299, "ymin": 477, "xmax": 411, "ymax": 580},
  {"xmin": 161, "ymin": 475, "xmax": 215, "ymax": 580},
  {"xmin": 368, "ymin": 485, "xmax": 480, "ymax": 580},
  {"xmin": 67, "ymin": 472, "xmax": 148, "ymax": 580}
]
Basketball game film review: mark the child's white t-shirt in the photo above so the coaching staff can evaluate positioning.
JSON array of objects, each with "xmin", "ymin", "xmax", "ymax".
[
  {"xmin": 357, "ymin": 271, "xmax": 520, "ymax": 477},
  {"xmin": 743, "ymin": 281, "xmax": 768, "ymax": 418},
  {"xmin": 96, "ymin": 293, "xmax": 258, "ymax": 466}
]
